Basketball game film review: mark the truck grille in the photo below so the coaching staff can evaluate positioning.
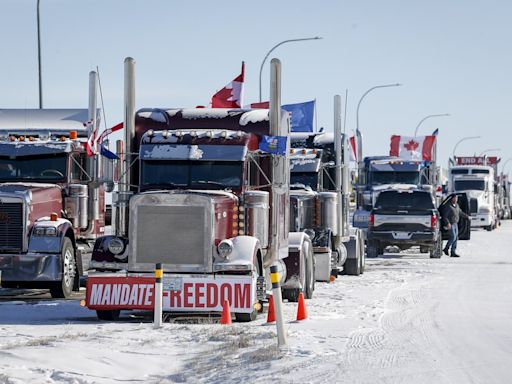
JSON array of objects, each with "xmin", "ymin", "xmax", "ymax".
[
  {"xmin": 469, "ymin": 198, "xmax": 478, "ymax": 215},
  {"xmin": 0, "ymin": 203, "xmax": 23, "ymax": 252},
  {"xmin": 130, "ymin": 194, "xmax": 213, "ymax": 273}
]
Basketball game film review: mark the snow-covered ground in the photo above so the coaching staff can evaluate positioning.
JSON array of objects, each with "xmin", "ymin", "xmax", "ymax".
[{"xmin": 1, "ymin": 222, "xmax": 512, "ymax": 384}]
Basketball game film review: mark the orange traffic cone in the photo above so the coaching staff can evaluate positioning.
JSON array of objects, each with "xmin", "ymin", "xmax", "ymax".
[
  {"xmin": 296, "ymin": 292, "xmax": 308, "ymax": 321},
  {"xmin": 220, "ymin": 300, "xmax": 232, "ymax": 325},
  {"xmin": 266, "ymin": 295, "xmax": 276, "ymax": 324}
]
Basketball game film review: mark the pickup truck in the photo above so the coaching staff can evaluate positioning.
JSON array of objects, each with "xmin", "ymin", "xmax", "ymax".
[{"xmin": 367, "ymin": 189, "xmax": 471, "ymax": 258}]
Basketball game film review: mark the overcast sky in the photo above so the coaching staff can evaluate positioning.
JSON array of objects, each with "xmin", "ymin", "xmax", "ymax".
[{"xmin": 1, "ymin": 0, "xmax": 511, "ymax": 169}]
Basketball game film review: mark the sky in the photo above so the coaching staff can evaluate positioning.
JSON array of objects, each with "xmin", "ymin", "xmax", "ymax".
[{"xmin": 1, "ymin": 0, "xmax": 512, "ymax": 169}]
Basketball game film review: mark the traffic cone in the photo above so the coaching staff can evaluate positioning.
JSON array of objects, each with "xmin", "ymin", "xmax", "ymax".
[
  {"xmin": 220, "ymin": 300, "xmax": 232, "ymax": 325},
  {"xmin": 266, "ymin": 295, "xmax": 276, "ymax": 324},
  {"xmin": 296, "ymin": 292, "xmax": 308, "ymax": 321}
]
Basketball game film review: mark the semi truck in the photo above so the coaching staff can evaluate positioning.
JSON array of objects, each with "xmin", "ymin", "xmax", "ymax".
[
  {"xmin": 86, "ymin": 57, "xmax": 315, "ymax": 321},
  {"xmin": 450, "ymin": 157, "xmax": 499, "ymax": 230},
  {"xmin": 0, "ymin": 72, "xmax": 111, "ymax": 298},
  {"xmin": 353, "ymin": 156, "xmax": 437, "ymax": 232},
  {"xmin": 289, "ymin": 96, "xmax": 364, "ymax": 278}
]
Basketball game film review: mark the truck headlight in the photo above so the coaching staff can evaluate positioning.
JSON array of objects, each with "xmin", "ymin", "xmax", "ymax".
[
  {"xmin": 217, "ymin": 239, "xmax": 234, "ymax": 260},
  {"xmin": 107, "ymin": 237, "xmax": 125, "ymax": 255},
  {"xmin": 33, "ymin": 226, "xmax": 58, "ymax": 236}
]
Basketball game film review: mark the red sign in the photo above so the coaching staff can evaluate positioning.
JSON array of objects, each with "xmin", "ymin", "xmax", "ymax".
[
  {"xmin": 455, "ymin": 156, "xmax": 499, "ymax": 165},
  {"xmin": 86, "ymin": 275, "xmax": 256, "ymax": 313}
]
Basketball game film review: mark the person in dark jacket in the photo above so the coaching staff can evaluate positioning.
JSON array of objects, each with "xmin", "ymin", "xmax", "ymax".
[{"xmin": 442, "ymin": 195, "xmax": 469, "ymax": 257}]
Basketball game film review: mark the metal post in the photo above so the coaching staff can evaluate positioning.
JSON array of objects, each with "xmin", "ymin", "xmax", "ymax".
[
  {"xmin": 452, "ymin": 136, "xmax": 481, "ymax": 159},
  {"xmin": 37, "ymin": 0, "xmax": 43, "ymax": 109},
  {"xmin": 270, "ymin": 265, "xmax": 287, "ymax": 347},
  {"xmin": 88, "ymin": 71, "xmax": 100, "ymax": 221},
  {"xmin": 334, "ymin": 95, "xmax": 345, "ymax": 238},
  {"xmin": 154, "ymin": 263, "xmax": 163, "ymax": 328}
]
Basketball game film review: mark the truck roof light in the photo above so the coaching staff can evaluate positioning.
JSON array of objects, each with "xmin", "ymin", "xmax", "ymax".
[
  {"xmin": 69, "ymin": 131, "xmax": 78, "ymax": 140},
  {"xmin": 175, "ymin": 131, "xmax": 183, "ymax": 138},
  {"xmin": 236, "ymin": 130, "xmax": 243, "ymax": 138},
  {"xmin": 50, "ymin": 212, "xmax": 58, "ymax": 221},
  {"xmin": 28, "ymin": 136, "xmax": 34, "ymax": 141},
  {"xmin": 162, "ymin": 130, "xmax": 169, "ymax": 139},
  {"xmin": 19, "ymin": 136, "xmax": 25, "ymax": 141},
  {"xmin": 221, "ymin": 131, "xmax": 227, "ymax": 138},
  {"xmin": 190, "ymin": 130, "xmax": 197, "ymax": 138},
  {"xmin": 206, "ymin": 131, "xmax": 213, "ymax": 138},
  {"xmin": 302, "ymin": 149, "xmax": 307, "ymax": 154},
  {"xmin": 290, "ymin": 148, "xmax": 295, "ymax": 154},
  {"xmin": 60, "ymin": 136, "xmax": 66, "ymax": 141},
  {"xmin": 9, "ymin": 136, "xmax": 15, "ymax": 141},
  {"xmin": 147, "ymin": 129, "xmax": 155, "ymax": 137}
]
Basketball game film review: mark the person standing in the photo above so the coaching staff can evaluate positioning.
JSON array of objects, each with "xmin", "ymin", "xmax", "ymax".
[{"xmin": 442, "ymin": 195, "xmax": 469, "ymax": 257}]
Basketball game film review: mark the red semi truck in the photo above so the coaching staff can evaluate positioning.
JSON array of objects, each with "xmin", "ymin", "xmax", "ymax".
[
  {"xmin": 0, "ymin": 72, "xmax": 111, "ymax": 297},
  {"xmin": 86, "ymin": 57, "xmax": 315, "ymax": 321}
]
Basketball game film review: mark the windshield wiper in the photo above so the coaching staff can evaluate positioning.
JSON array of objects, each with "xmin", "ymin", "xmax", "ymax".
[{"xmin": 194, "ymin": 180, "xmax": 225, "ymax": 187}]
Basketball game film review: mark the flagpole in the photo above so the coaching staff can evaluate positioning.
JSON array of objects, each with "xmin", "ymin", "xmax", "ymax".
[
  {"xmin": 414, "ymin": 114, "xmax": 450, "ymax": 136},
  {"xmin": 314, "ymin": 98, "xmax": 317, "ymax": 132}
]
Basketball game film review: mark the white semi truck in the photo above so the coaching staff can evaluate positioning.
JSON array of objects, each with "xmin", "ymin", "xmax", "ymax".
[{"xmin": 449, "ymin": 157, "xmax": 498, "ymax": 231}]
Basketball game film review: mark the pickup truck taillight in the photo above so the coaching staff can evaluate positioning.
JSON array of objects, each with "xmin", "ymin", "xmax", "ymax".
[
  {"xmin": 369, "ymin": 213, "xmax": 375, "ymax": 228},
  {"xmin": 431, "ymin": 213, "xmax": 437, "ymax": 229}
]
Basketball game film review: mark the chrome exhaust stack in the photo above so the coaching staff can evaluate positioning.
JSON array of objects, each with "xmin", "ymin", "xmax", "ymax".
[{"xmin": 88, "ymin": 71, "xmax": 100, "ymax": 222}]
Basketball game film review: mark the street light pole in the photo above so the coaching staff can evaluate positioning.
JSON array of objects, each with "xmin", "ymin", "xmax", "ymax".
[
  {"xmin": 413, "ymin": 113, "xmax": 450, "ymax": 136},
  {"xmin": 479, "ymin": 148, "xmax": 501, "ymax": 156},
  {"xmin": 501, "ymin": 158, "xmax": 512, "ymax": 174},
  {"xmin": 37, "ymin": 0, "xmax": 43, "ymax": 109},
  {"xmin": 452, "ymin": 136, "xmax": 481, "ymax": 159},
  {"xmin": 258, "ymin": 37, "xmax": 322, "ymax": 102},
  {"xmin": 355, "ymin": 83, "xmax": 402, "ymax": 161}
]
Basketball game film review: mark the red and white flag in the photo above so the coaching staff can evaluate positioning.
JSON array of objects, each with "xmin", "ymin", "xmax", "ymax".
[
  {"xmin": 97, "ymin": 122, "xmax": 124, "ymax": 144},
  {"xmin": 83, "ymin": 120, "xmax": 97, "ymax": 156},
  {"xmin": 211, "ymin": 62, "xmax": 245, "ymax": 108},
  {"xmin": 389, "ymin": 135, "xmax": 437, "ymax": 161},
  {"xmin": 349, "ymin": 135, "xmax": 357, "ymax": 161}
]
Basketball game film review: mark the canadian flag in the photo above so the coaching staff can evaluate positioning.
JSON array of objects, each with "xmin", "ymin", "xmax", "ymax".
[
  {"xmin": 390, "ymin": 135, "xmax": 437, "ymax": 161},
  {"xmin": 211, "ymin": 62, "xmax": 245, "ymax": 108}
]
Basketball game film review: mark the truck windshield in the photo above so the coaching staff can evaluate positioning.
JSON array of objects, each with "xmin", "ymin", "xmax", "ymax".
[
  {"xmin": 141, "ymin": 160, "xmax": 243, "ymax": 188},
  {"xmin": 375, "ymin": 191, "xmax": 434, "ymax": 210},
  {"xmin": 290, "ymin": 173, "xmax": 319, "ymax": 190},
  {"xmin": 0, "ymin": 154, "xmax": 67, "ymax": 182},
  {"xmin": 454, "ymin": 180, "xmax": 485, "ymax": 191},
  {"xmin": 371, "ymin": 171, "xmax": 419, "ymax": 185}
]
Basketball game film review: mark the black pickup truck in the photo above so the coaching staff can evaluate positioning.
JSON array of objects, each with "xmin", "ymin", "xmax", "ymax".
[{"xmin": 367, "ymin": 189, "xmax": 471, "ymax": 258}]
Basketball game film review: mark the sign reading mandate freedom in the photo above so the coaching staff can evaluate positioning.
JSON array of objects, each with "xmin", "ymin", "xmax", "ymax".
[{"xmin": 86, "ymin": 276, "xmax": 256, "ymax": 313}]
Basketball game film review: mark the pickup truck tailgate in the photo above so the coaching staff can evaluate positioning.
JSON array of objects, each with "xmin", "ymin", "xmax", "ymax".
[{"xmin": 374, "ymin": 214, "xmax": 431, "ymax": 230}]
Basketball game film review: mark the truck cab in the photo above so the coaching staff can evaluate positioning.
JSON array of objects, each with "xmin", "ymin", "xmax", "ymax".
[{"xmin": 0, "ymin": 107, "xmax": 108, "ymax": 298}]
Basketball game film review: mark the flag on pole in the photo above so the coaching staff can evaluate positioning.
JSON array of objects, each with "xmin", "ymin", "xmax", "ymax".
[
  {"xmin": 211, "ymin": 62, "xmax": 245, "ymax": 108},
  {"xmin": 247, "ymin": 101, "xmax": 270, "ymax": 109},
  {"xmin": 282, "ymin": 100, "xmax": 315, "ymax": 132},
  {"xmin": 259, "ymin": 135, "xmax": 287, "ymax": 156},
  {"xmin": 83, "ymin": 120, "xmax": 97, "ymax": 156},
  {"xmin": 97, "ymin": 122, "xmax": 124, "ymax": 144},
  {"xmin": 100, "ymin": 144, "xmax": 119, "ymax": 160},
  {"xmin": 432, "ymin": 128, "xmax": 439, "ymax": 136},
  {"xmin": 389, "ymin": 135, "xmax": 437, "ymax": 161},
  {"xmin": 349, "ymin": 135, "xmax": 358, "ymax": 161}
]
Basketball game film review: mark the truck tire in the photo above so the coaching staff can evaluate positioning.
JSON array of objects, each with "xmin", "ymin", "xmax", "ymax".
[
  {"xmin": 486, "ymin": 225, "xmax": 493, "ymax": 231},
  {"xmin": 304, "ymin": 239, "xmax": 315, "ymax": 299},
  {"xmin": 420, "ymin": 246, "xmax": 429, "ymax": 253},
  {"xmin": 50, "ymin": 238, "xmax": 76, "ymax": 299},
  {"xmin": 235, "ymin": 311, "xmax": 258, "ymax": 322},
  {"xmin": 96, "ymin": 310, "xmax": 120, "ymax": 321},
  {"xmin": 366, "ymin": 240, "xmax": 379, "ymax": 258},
  {"xmin": 430, "ymin": 237, "xmax": 442, "ymax": 259},
  {"xmin": 344, "ymin": 240, "xmax": 361, "ymax": 276}
]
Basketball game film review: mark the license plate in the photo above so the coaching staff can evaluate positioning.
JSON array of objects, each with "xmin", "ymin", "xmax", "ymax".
[
  {"xmin": 393, "ymin": 232, "xmax": 411, "ymax": 240},
  {"xmin": 163, "ymin": 277, "xmax": 183, "ymax": 291}
]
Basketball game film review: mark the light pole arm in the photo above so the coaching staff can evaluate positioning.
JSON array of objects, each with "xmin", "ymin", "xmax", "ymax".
[
  {"xmin": 37, "ymin": 0, "xmax": 43, "ymax": 109},
  {"xmin": 414, "ymin": 113, "xmax": 450, "ymax": 136},
  {"xmin": 452, "ymin": 136, "xmax": 481, "ymax": 159},
  {"xmin": 258, "ymin": 37, "xmax": 321, "ymax": 102}
]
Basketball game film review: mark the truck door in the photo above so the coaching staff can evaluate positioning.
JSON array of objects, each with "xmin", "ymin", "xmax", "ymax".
[{"xmin": 439, "ymin": 193, "xmax": 471, "ymax": 241}]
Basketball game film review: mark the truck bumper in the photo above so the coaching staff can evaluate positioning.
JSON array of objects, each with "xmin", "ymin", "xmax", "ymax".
[
  {"xmin": 0, "ymin": 253, "xmax": 61, "ymax": 284},
  {"xmin": 86, "ymin": 272, "xmax": 257, "ymax": 314},
  {"xmin": 470, "ymin": 214, "xmax": 492, "ymax": 227},
  {"xmin": 368, "ymin": 231, "xmax": 437, "ymax": 247}
]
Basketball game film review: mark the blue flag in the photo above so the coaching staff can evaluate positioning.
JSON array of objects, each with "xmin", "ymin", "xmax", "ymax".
[
  {"xmin": 282, "ymin": 100, "xmax": 315, "ymax": 132},
  {"xmin": 259, "ymin": 135, "xmax": 287, "ymax": 156},
  {"xmin": 100, "ymin": 144, "xmax": 119, "ymax": 160}
]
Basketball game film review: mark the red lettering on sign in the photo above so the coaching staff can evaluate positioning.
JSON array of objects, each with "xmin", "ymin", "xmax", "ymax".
[
  {"xmin": 183, "ymin": 283, "xmax": 193, "ymax": 308},
  {"xmin": 234, "ymin": 283, "xmax": 251, "ymax": 308},
  {"xmin": 195, "ymin": 283, "xmax": 205, "ymax": 308},
  {"xmin": 207, "ymin": 283, "xmax": 218, "ymax": 308},
  {"xmin": 220, "ymin": 283, "xmax": 232, "ymax": 306},
  {"xmin": 170, "ymin": 289, "xmax": 181, "ymax": 307}
]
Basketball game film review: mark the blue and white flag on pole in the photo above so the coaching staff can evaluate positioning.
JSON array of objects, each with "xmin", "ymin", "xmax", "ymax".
[
  {"xmin": 282, "ymin": 100, "xmax": 315, "ymax": 132},
  {"xmin": 100, "ymin": 144, "xmax": 119, "ymax": 160},
  {"xmin": 259, "ymin": 135, "xmax": 288, "ymax": 156}
]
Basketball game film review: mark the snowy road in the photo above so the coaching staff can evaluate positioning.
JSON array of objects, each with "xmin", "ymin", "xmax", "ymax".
[{"xmin": 0, "ymin": 223, "xmax": 511, "ymax": 383}]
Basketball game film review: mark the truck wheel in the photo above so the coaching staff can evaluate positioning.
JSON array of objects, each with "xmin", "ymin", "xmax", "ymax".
[
  {"xmin": 304, "ymin": 239, "xmax": 315, "ymax": 299},
  {"xmin": 235, "ymin": 311, "xmax": 257, "ymax": 322},
  {"xmin": 96, "ymin": 310, "xmax": 120, "ymax": 321},
  {"xmin": 344, "ymin": 242, "xmax": 361, "ymax": 276},
  {"xmin": 366, "ymin": 241, "xmax": 379, "ymax": 258},
  {"xmin": 420, "ymin": 246, "xmax": 429, "ymax": 253},
  {"xmin": 50, "ymin": 238, "xmax": 76, "ymax": 299},
  {"xmin": 430, "ymin": 237, "xmax": 442, "ymax": 259},
  {"xmin": 359, "ymin": 235, "xmax": 365, "ymax": 274},
  {"xmin": 486, "ymin": 225, "xmax": 493, "ymax": 231}
]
